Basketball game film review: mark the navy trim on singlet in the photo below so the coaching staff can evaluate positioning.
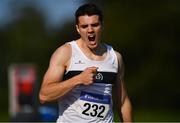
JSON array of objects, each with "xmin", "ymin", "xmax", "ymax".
[{"xmin": 63, "ymin": 71, "xmax": 117, "ymax": 84}]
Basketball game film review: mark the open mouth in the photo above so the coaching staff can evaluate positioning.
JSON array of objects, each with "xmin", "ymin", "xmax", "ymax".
[{"xmin": 88, "ymin": 35, "xmax": 96, "ymax": 42}]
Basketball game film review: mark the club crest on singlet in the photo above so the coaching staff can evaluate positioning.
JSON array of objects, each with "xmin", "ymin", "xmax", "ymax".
[{"xmin": 95, "ymin": 73, "xmax": 103, "ymax": 81}]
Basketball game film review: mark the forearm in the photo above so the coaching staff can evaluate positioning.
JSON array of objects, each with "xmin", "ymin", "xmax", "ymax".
[
  {"xmin": 39, "ymin": 75, "xmax": 81, "ymax": 103},
  {"xmin": 121, "ymin": 97, "xmax": 133, "ymax": 122}
]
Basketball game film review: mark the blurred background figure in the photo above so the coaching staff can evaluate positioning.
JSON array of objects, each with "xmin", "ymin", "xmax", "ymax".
[{"xmin": 8, "ymin": 64, "xmax": 39, "ymax": 121}]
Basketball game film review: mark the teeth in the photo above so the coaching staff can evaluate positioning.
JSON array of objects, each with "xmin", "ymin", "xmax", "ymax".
[{"xmin": 88, "ymin": 34, "xmax": 95, "ymax": 37}]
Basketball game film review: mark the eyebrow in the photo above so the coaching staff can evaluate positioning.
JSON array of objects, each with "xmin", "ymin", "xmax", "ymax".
[{"xmin": 79, "ymin": 22, "xmax": 100, "ymax": 28}]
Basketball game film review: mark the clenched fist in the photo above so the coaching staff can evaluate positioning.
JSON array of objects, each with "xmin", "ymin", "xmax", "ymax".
[{"xmin": 78, "ymin": 66, "xmax": 98, "ymax": 85}]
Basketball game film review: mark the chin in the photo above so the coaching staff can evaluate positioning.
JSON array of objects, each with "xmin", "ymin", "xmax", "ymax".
[{"xmin": 89, "ymin": 44, "xmax": 98, "ymax": 49}]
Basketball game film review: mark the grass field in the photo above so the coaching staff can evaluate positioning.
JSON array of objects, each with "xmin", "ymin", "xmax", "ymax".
[
  {"xmin": 114, "ymin": 108, "xmax": 180, "ymax": 122},
  {"xmin": 133, "ymin": 108, "xmax": 180, "ymax": 122},
  {"xmin": 1, "ymin": 108, "xmax": 180, "ymax": 122}
]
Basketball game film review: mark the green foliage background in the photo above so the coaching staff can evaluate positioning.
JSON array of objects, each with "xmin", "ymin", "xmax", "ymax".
[{"xmin": 0, "ymin": 0, "xmax": 180, "ymax": 122}]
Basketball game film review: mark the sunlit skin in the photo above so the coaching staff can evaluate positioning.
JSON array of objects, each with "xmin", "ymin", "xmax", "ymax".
[{"xmin": 76, "ymin": 15, "xmax": 103, "ymax": 53}]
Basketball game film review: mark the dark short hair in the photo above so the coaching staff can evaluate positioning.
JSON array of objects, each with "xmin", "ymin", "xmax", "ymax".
[{"xmin": 75, "ymin": 3, "xmax": 103, "ymax": 25}]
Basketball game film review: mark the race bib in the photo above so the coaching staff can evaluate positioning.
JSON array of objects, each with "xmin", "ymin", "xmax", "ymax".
[{"xmin": 78, "ymin": 91, "xmax": 111, "ymax": 119}]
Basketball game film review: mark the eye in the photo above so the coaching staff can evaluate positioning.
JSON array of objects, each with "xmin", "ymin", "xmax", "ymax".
[
  {"xmin": 81, "ymin": 25, "xmax": 88, "ymax": 29},
  {"xmin": 91, "ymin": 23, "xmax": 100, "ymax": 27}
]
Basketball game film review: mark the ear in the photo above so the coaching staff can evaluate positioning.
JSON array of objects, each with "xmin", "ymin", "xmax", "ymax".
[{"xmin": 76, "ymin": 25, "xmax": 80, "ymax": 34}]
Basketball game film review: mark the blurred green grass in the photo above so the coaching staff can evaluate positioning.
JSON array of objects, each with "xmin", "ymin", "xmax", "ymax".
[
  {"xmin": 114, "ymin": 108, "xmax": 180, "ymax": 122},
  {"xmin": 133, "ymin": 108, "xmax": 180, "ymax": 122},
  {"xmin": 0, "ymin": 112, "xmax": 9, "ymax": 122},
  {"xmin": 0, "ymin": 87, "xmax": 9, "ymax": 122},
  {"xmin": 1, "ymin": 108, "xmax": 180, "ymax": 122}
]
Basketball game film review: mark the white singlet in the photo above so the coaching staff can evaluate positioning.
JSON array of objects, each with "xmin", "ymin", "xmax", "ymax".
[{"xmin": 56, "ymin": 41, "xmax": 118, "ymax": 123}]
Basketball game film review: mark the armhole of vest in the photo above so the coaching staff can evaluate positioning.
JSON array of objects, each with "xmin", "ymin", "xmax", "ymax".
[
  {"xmin": 65, "ymin": 41, "xmax": 74, "ymax": 74},
  {"xmin": 109, "ymin": 45, "xmax": 119, "ymax": 72},
  {"xmin": 104, "ymin": 44, "xmax": 118, "ymax": 72}
]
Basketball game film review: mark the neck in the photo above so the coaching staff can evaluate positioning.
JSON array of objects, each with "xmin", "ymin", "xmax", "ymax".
[
  {"xmin": 90, "ymin": 45, "xmax": 105, "ymax": 56},
  {"xmin": 77, "ymin": 39, "xmax": 106, "ymax": 56}
]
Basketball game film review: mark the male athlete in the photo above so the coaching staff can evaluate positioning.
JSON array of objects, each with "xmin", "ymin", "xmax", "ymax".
[{"xmin": 39, "ymin": 3, "xmax": 132, "ymax": 123}]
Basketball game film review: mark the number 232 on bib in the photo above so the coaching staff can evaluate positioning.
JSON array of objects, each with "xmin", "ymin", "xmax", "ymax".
[{"xmin": 78, "ymin": 91, "xmax": 111, "ymax": 119}]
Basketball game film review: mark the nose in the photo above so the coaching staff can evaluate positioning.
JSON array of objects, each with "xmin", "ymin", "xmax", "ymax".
[{"xmin": 88, "ymin": 26, "xmax": 94, "ymax": 33}]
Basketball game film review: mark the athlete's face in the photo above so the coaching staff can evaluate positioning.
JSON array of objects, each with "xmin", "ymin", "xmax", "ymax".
[{"xmin": 76, "ymin": 15, "xmax": 102, "ymax": 49}]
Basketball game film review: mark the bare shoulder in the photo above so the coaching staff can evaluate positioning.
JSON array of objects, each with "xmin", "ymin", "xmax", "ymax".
[
  {"xmin": 50, "ymin": 43, "xmax": 71, "ymax": 66},
  {"xmin": 114, "ymin": 50, "xmax": 123, "ymax": 63},
  {"xmin": 52, "ymin": 43, "xmax": 71, "ymax": 57}
]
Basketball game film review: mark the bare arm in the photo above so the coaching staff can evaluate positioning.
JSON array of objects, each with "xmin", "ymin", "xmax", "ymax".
[
  {"xmin": 115, "ymin": 51, "xmax": 133, "ymax": 122},
  {"xmin": 39, "ymin": 44, "xmax": 98, "ymax": 103}
]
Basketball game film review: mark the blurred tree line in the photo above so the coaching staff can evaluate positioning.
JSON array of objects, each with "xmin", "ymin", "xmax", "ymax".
[
  {"xmin": 102, "ymin": 0, "xmax": 180, "ymax": 121},
  {"xmin": 0, "ymin": 0, "xmax": 180, "ymax": 121}
]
